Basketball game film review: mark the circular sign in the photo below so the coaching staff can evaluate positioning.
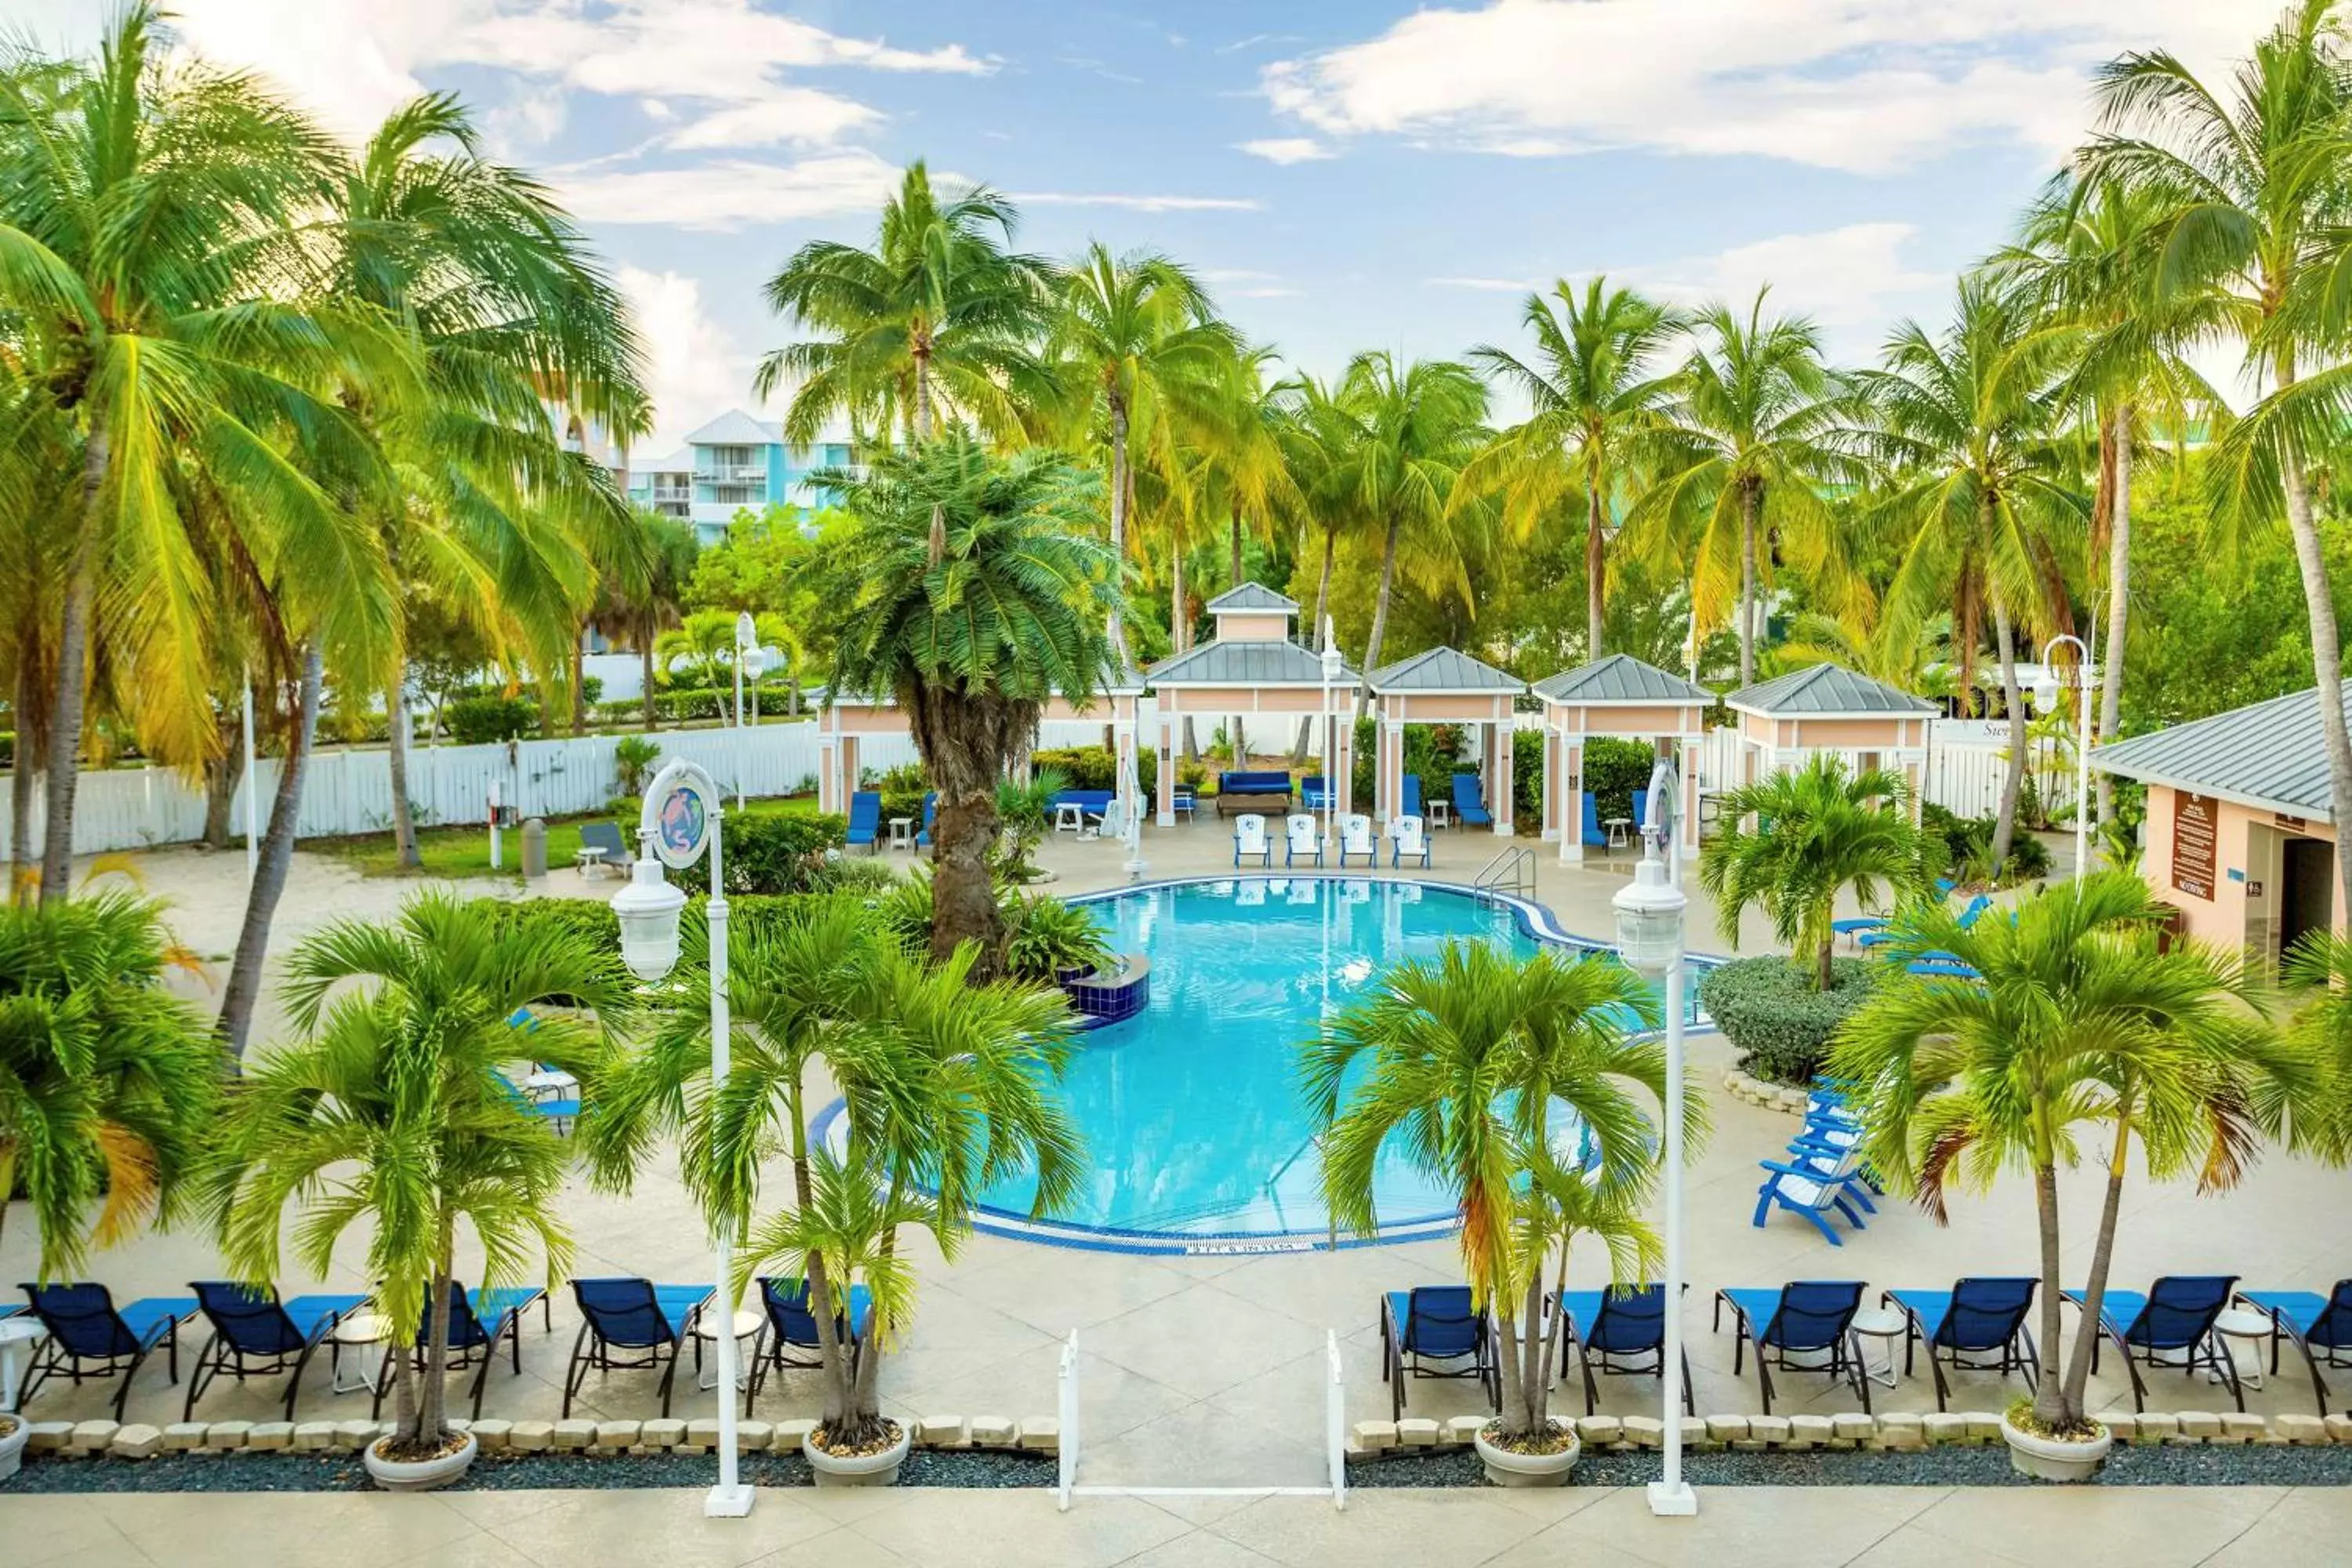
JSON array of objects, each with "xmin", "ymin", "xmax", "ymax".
[{"xmin": 652, "ymin": 777, "xmax": 713, "ymax": 869}]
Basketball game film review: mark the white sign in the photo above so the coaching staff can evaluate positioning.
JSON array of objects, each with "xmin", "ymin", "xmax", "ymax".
[{"xmin": 651, "ymin": 775, "xmax": 715, "ymax": 870}]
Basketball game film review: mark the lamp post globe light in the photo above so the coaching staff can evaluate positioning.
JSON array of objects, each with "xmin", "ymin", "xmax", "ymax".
[
  {"xmin": 1613, "ymin": 767, "xmax": 1696, "ymax": 1519},
  {"xmin": 2034, "ymin": 633, "xmax": 2097, "ymax": 880},
  {"xmin": 609, "ymin": 757, "xmax": 754, "ymax": 1518}
]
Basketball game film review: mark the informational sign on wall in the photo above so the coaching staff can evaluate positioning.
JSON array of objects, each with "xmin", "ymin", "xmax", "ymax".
[{"xmin": 2172, "ymin": 791, "xmax": 2220, "ymax": 902}]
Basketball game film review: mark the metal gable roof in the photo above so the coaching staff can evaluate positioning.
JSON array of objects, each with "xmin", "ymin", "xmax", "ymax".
[
  {"xmin": 1727, "ymin": 662, "xmax": 1936, "ymax": 716},
  {"xmin": 1532, "ymin": 653, "xmax": 1711, "ymax": 705},
  {"xmin": 1203, "ymin": 581, "xmax": 1299, "ymax": 613},
  {"xmin": 2092, "ymin": 685, "xmax": 2344, "ymax": 822},
  {"xmin": 1145, "ymin": 639, "xmax": 1356, "ymax": 687},
  {"xmin": 1368, "ymin": 646, "xmax": 1525, "ymax": 694},
  {"xmin": 684, "ymin": 408, "xmax": 779, "ymax": 447}
]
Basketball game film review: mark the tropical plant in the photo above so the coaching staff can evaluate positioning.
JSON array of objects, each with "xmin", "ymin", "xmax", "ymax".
[
  {"xmin": 1827, "ymin": 870, "xmax": 2301, "ymax": 1437},
  {"xmin": 1699, "ymin": 954, "xmax": 1885, "ymax": 1087},
  {"xmin": 1003, "ymin": 891, "xmax": 1112, "ymax": 982},
  {"xmin": 799, "ymin": 437, "xmax": 1119, "ymax": 969},
  {"xmin": 1462, "ymin": 278, "xmax": 1682, "ymax": 662},
  {"xmin": 655, "ymin": 608, "xmax": 742, "ymax": 693},
  {"xmin": 1699, "ymin": 753, "xmax": 1942, "ymax": 988},
  {"xmin": 202, "ymin": 893, "xmax": 628, "ymax": 1459},
  {"xmin": 619, "ymin": 510, "xmax": 700, "ymax": 728},
  {"xmin": 2284, "ymin": 933, "xmax": 2352, "ymax": 1165},
  {"xmin": 1306, "ymin": 942, "xmax": 1700, "ymax": 1446},
  {"xmin": 991, "ymin": 767, "xmax": 1069, "ymax": 886},
  {"xmin": 0, "ymin": 891, "xmax": 218, "ymax": 1277},
  {"xmin": 583, "ymin": 896, "xmax": 1083, "ymax": 1452},
  {"xmin": 613, "ymin": 735, "xmax": 660, "ymax": 797}
]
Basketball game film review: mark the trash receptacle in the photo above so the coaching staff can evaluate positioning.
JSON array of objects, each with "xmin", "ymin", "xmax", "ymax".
[{"xmin": 520, "ymin": 816, "xmax": 547, "ymax": 880}]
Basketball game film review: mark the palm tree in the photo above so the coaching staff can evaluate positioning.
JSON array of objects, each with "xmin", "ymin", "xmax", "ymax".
[
  {"xmin": 0, "ymin": 890, "xmax": 217, "ymax": 1278},
  {"xmin": 617, "ymin": 509, "xmax": 699, "ymax": 729},
  {"xmin": 1305, "ymin": 942, "xmax": 1703, "ymax": 1444},
  {"xmin": 1850, "ymin": 279, "xmax": 2086, "ymax": 870},
  {"xmin": 1827, "ymin": 870, "xmax": 2300, "ymax": 1436},
  {"xmin": 799, "ymin": 435, "xmax": 1121, "ymax": 967},
  {"xmin": 1462, "ymin": 278, "xmax": 1682, "ymax": 662},
  {"xmin": 758, "ymin": 160, "xmax": 1052, "ymax": 450},
  {"xmin": 584, "ymin": 897, "xmax": 1083, "ymax": 1450},
  {"xmin": 203, "ymin": 893, "xmax": 627, "ymax": 1459},
  {"xmin": 1044, "ymin": 245, "xmax": 1240, "ymax": 666},
  {"xmin": 2281, "ymin": 934, "xmax": 2352, "ymax": 1166},
  {"xmin": 1273, "ymin": 370, "xmax": 1369, "ymax": 643},
  {"xmin": 2084, "ymin": 0, "xmax": 2352, "ymax": 916},
  {"xmin": 1700, "ymin": 753, "xmax": 1941, "ymax": 989},
  {"xmin": 1633, "ymin": 291, "xmax": 1866, "ymax": 684}
]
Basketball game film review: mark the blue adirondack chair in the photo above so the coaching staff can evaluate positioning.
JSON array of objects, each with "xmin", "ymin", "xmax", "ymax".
[
  {"xmin": 2238, "ymin": 1281, "xmax": 2352, "ymax": 1417},
  {"xmin": 844, "ymin": 790, "xmax": 882, "ymax": 853},
  {"xmin": 1301, "ymin": 775, "xmax": 1333, "ymax": 810},
  {"xmin": 1885, "ymin": 1278, "xmax": 2042, "ymax": 1410},
  {"xmin": 1753, "ymin": 1149, "xmax": 1872, "ymax": 1244},
  {"xmin": 1713, "ymin": 1280, "xmax": 1871, "ymax": 1414},
  {"xmin": 1451, "ymin": 773, "xmax": 1493, "ymax": 827}
]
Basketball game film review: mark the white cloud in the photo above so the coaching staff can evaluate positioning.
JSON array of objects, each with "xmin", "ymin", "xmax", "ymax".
[
  {"xmin": 1428, "ymin": 276, "xmax": 1547, "ymax": 292},
  {"xmin": 664, "ymin": 90, "xmax": 882, "ymax": 150},
  {"xmin": 560, "ymin": 151, "xmax": 903, "ymax": 231},
  {"xmin": 1011, "ymin": 192, "xmax": 1262, "ymax": 212},
  {"xmin": 616, "ymin": 264, "xmax": 771, "ymax": 454},
  {"xmin": 1261, "ymin": 0, "xmax": 2283, "ymax": 174},
  {"xmin": 482, "ymin": 82, "xmax": 568, "ymax": 153},
  {"xmin": 1236, "ymin": 137, "xmax": 1333, "ymax": 165},
  {"xmin": 1628, "ymin": 223, "xmax": 1944, "ymax": 333}
]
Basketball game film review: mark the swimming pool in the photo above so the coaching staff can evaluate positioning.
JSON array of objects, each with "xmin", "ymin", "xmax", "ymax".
[{"xmin": 956, "ymin": 876, "xmax": 1697, "ymax": 1254}]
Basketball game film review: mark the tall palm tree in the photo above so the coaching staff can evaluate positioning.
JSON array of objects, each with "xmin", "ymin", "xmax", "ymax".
[
  {"xmin": 800, "ymin": 436, "xmax": 1121, "ymax": 967},
  {"xmin": 0, "ymin": 890, "xmax": 217, "ymax": 1278},
  {"xmin": 1850, "ymin": 279, "xmax": 2086, "ymax": 869},
  {"xmin": 1828, "ymin": 871, "xmax": 2300, "ymax": 1436},
  {"xmin": 615, "ymin": 508, "xmax": 699, "ymax": 730},
  {"xmin": 1305, "ymin": 942, "xmax": 1703, "ymax": 1443},
  {"xmin": 1632, "ymin": 291, "xmax": 1865, "ymax": 684},
  {"xmin": 1044, "ymin": 245, "xmax": 1240, "ymax": 666},
  {"xmin": 204, "ymin": 893, "xmax": 626, "ymax": 1459},
  {"xmin": 1273, "ymin": 370, "xmax": 1369, "ymax": 644},
  {"xmin": 1462, "ymin": 278, "xmax": 1682, "ymax": 662},
  {"xmin": 1700, "ymin": 753, "xmax": 1942, "ymax": 989},
  {"xmin": 2283, "ymin": 933, "xmax": 2352, "ymax": 1165},
  {"xmin": 2083, "ymin": 0, "xmax": 2352, "ymax": 916}
]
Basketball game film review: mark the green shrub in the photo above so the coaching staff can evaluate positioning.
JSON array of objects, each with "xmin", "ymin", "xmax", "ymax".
[
  {"xmin": 448, "ymin": 694, "xmax": 538, "ymax": 746},
  {"xmin": 1700, "ymin": 954, "xmax": 1885, "ymax": 1087},
  {"xmin": 871, "ymin": 872, "xmax": 934, "ymax": 957},
  {"xmin": 806, "ymin": 856, "xmax": 900, "ymax": 895},
  {"xmin": 1581, "ymin": 735, "xmax": 1658, "ymax": 815},
  {"xmin": 1924, "ymin": 800, "xmax": 2055, "ymax": 887},
  {"xmin": 1004, "ymin": 893, "xmax": 1113, "ymax": 982},
  {"xmin": 593, "ymin": 688, "xmax": 730, "ymax": 726},
  {"xmin": 667, "ymin": 811, "xmax": 848, "ymax": 896},
  {"xmin": 1031, "ymin": 746, "xmax": 1116, "ymax": 791}
]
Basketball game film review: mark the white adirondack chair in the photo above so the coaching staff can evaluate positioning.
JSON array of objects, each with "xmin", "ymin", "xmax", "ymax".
[
  {"xmin": 1233, "ymin": 812, "xmax": 1270, "ymax": 866},
  {"xmin": 1284, "ymin": 812, "xmax": 1322, "ymax": 866},
  {"xmin": 1390, "ymin": 813, "xmax": 1430, "ymax": 868}
]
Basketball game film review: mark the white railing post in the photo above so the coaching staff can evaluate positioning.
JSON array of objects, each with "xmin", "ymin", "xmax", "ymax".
[
  {"xmin": 1058, "ymin": 1329, "xmax": 1080, "ymax": 1512},
  {"xmin": 1326, "ymin": 1329, "xmax": 1346, "ymax": 1509}
]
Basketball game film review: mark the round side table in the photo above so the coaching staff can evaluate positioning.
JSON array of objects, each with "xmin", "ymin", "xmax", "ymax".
[
  {"xmin": 1850, "ymin": 1305, "xmax": 1909, "ymax": 1389},
  {"xmin": 694, "ymin": 1308, "xmax": 767, "ymax": 1391},
  {"xmin": 331, "ymin": 1311, "xmax": 391, "ymax": 1396},
  {"xmin": 2211, "ymin": 1307, "xmax": 2271, "ymax": 1391}
]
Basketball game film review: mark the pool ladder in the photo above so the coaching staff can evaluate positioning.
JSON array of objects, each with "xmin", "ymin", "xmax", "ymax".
[{"xmin": 1474, "ymin": 843, "xmax": 1536, "ymax": 902}]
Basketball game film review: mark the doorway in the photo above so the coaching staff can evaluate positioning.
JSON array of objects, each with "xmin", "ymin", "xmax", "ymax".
[{"xmin": 2280, "ymin": 836, "xmax": 2336, "ymax": 958}]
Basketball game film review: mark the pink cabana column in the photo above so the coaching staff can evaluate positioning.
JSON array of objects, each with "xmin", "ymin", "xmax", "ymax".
[{"xmin": 1494, "ymin": 721, "xmax": 1515, "ymax": 836}]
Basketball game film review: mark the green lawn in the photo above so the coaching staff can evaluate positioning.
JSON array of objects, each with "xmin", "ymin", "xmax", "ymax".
[{"xmin": 311, "ymin": 793, "xmax": 822, "ymax": 880}]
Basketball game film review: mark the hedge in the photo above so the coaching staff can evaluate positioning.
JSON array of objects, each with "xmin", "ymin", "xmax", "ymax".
[
  {"xmin": 446, "ymin": 695, "xmax": 539, "ymax": 746},
  {"xmin": 666, "ymin": 809, "xmax": 848, "ymax": 896},
  {"xmin": 592, "ymin": 688, "xmax": 731, "ymax": 725},
  {"xmin": 1029, "ymin": 745, "xmax": 1159, "ymax": 799},
  {"xmin": 1699, "ymin": 955, "xmax": 1885, "ymax": 1087}
]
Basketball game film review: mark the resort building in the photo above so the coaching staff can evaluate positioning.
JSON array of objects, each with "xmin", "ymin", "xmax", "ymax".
[
  {"xmin": 2094, "ymin": 685, "xmax": 2344, "ymax": 959},
  {"xmin": 624, "ymin": 409, "xmax": 857, "ymax": 544},
  {"xmin": 1532, "ymin": 653, "xmax": 1711, "ymax": 862},
  {"xmin": 1723, "ymin": 662, "xmax": 1938, "ymax": 808}
]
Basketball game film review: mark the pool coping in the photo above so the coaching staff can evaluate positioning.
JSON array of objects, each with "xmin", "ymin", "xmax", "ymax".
[{"xmin": 818, "ymin": 873, "xmax": 1727, "ymax": 1258}]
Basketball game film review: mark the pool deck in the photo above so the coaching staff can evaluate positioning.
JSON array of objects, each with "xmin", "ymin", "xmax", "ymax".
[{"xmin": 5, "ymin": 824, "xmax": 2347, "ymax": 1497}]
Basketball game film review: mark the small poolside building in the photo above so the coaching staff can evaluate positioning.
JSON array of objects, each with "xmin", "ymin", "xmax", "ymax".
[
  {"xmin": 1365, "ymin": 648, "xmax": 1529, "ymax": 834},
  {"xmin": 1530, "ymin": 654, "xmax": 1711, "ymax": 863},
  {"xmin": 2092, "ymin": 685, "xmax": 2345, "ymax": 960},
  {"xmin": 1724, "ymin": 662, "xmax": 1937, "ymax": 811}
]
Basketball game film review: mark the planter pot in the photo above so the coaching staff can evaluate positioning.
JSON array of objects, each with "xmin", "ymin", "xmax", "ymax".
[
  {"xmin": 2000, "ymin": 1413, "xmax": 2111, "ymax": 1483},
  {"xmin": 1473, "ymin": 1425, "xmax": 1581, "ymax": 1487},
  {"xmin": 365, "ymin": 1429, "xmax": 477, "ymax": 1492},
  {"xmin": 804, "ymin": 1421, "xmax": 911, "ymax": 1487},
  {"xmin": 0, "ymin": 1414, "xmax": 27, "ymax": 1484}
]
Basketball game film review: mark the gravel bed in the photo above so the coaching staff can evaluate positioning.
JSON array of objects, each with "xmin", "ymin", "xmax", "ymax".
[
  {"xmin": 8, "ymin": 1448, "xmax": 1053, "ymax": 1494},
  {"xmin": 1348, "ymin": 1443, "xmax": 2352, "ymax": 1489}
]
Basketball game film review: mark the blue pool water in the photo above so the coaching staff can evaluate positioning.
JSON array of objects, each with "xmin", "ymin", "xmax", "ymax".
[{"xmin": 967, "ymin": 877, "xmax": 1661, "ymax": 1244}]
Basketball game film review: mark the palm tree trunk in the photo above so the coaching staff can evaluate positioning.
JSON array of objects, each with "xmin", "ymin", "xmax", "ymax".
[
  {"xmin": 39, "ymin": 418, "xmax": 111, "ymax": 906},
  {"xmin": 1107, "ymin": 400, "xmax": 1131, "ymax": 666},
  {"xmin": 569, "ymin": 634, "xmax": 589, "ymax": 737},
  {"xmin": 2030, "ymin": 1162, "xmax": 2070, "ymax": 1427},
  {"xmin": 217, "ymin": 644, "xmax": 324, "ymax": 1062},
  {"xmin": 639, "ymin": 616, "xmax": 659, "ymax": 731},
  {"xmin": 1585, "ymin": 472, "xmax": 1607, "ymax": 661},
  {"xmin": 2060, "ymin": 1116, "xmax": 2132, "ymax": 1417},
  {"xmin": 1312, "ymin": 522, "xmax": 1338, "ymax": 639},
  {"xmin": 11, "ymin": 653, "xmax": 38, "ymax": 902},
  {"xmin": 419, "ymin": 1230, "xmax": 454, "ymax": 1446},
  {"xmin": 1355, "ymin": 513, "xmax": 1403, "ymax": 723},
  {"xmin": 1737, "ymin": 478, "xmax": 1761, "ymax": 686},
  {"xmin": 1230, "ymin": 505, "xmax": 1244, "ymax": 588},
  {"xmin": 1989, "ymin": 593, "xmax": 2028, "ymax": 873},
  {"xmin": 1171, "ymin": 542, "xmax": 1188, "ymax": 654},
  {"xmin": 2096, "ymin": 408, "xmax": 2130, "ymax": 827},
  {"xmin": 390, "ymin": 1321, "xmax": 422, "ymax": 1449},
  {"xmin": 387, "ymin": 665, "xmax": 420, "ymax": 869}
]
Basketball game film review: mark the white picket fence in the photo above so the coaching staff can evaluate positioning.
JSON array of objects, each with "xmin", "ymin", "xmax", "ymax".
[{"xmin": 1694, "ymin": 720, "xmax": 2045, "ymax": 822}]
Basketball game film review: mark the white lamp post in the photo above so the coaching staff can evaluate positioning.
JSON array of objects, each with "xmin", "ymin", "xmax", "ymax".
[
  {"xmin": 608, "ymin": 758, "xmax": 754, "ymax": 1519},
  {"xmin": 739, "ymin": 644, "xmax": 767, "ymax": 811},
  {"xmin": 1321, "ymin": 618, "xmax": 1343, "ymax": 850},
  {"xmin": 1614, "ymin": 768, "xmax": 1694, "ymax": 1519},
  {"xmin": 2034, "ymin": 633, "xmax": 2096, "ymax": 880}
]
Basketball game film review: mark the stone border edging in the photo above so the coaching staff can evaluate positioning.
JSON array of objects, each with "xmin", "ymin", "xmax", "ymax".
[
  {"xmin": 1346, "ymin": 1409, "xmax": 2349, "ymax": 1459},
  {"xmin": 1723, "ymin": 1067, "xmax": 1813, "ymax": 1115}
]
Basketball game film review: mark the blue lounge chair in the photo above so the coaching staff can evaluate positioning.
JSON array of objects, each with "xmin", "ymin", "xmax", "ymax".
[
  {"xmin": 1752, "ymin": 1149, "xmax": 1872, "ymax": 1244},
  {"xmin": 1557, "ymin": 1284, "xmax": 1691, "ymax": 1417},
  {"xmin": 915, "ymin": 791, "xmax": 936, "ymax": 848},
  {"xmin": 1171, "ymin": 783, "xmax": 1197, "ymax": 822},
  {"xmin": 1885, "ymin": 1278, "xmax": 2041, "ymax": 1410},
  {"xmin": 1451, "ymin": 773, "xmax": 1493, "ymax": 827},
  {"xmin": 15, "ymin": 1283, "xmax": 197, "ymax": 1419},
  {"xmin": 1628, "ymin": 788, "xmax": 1649, "ymax": 838},
  {"xmin": 1574, "ymin": 790, "xmax": 1606, "ymax": 849},
  {"xmin": 2066, "ymin": 1276, "xmax": 2245, "ymax": 1411},
  {"xmin": 183, "ymin": 1282, "xmax": 371, "ymax": 1420},
  {"xmin": 844, "ymin": 789, "xmax": 882, "ymax": 854},
  {"xmin": 1713, "ymin": 1281, "xmax": 1871, "ymax": 1414},
  {"xmin": 747, "ymin": 1276, "xmax": 873, "ymax": 1414},
  {"xmin": 1907, "ymin": 958, "xmax": 1980, "ymax": 979},
  {"xmin": 371, "ymin": 1281, "xmax": 550, "ymax": 1420},
  {"xmin": 1380, "ymin": 1286, "xmax": 1497, "ymax": 1421},
  {"xmin": 1301, "ymin": 775, "xmax": 1333, "ymax": 810},
  {"xmin": 1401, "ymin": 774, "xmax": 1423, "ymax": 821},
  {"xmin": 575, "ymin": 819, "xmax": 628, "ymax": 877},
  {"xmin": 562, "ymin": 1277, "xmax": 713, "ymax": 1418},
  {"xmin": 1861, "ymin": 893, "xmax": 1992, "ymax": 951},
  {"xmin": 2238, "ymin": 1281, "xmax": 2352, "ymax": 1416}
]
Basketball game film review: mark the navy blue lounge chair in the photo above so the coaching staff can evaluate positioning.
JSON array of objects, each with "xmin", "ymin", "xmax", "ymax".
[
  {"xmin": 1714, "ymin": 1280, "xmax": 1871, "ymax": 1414},
  {"xmin": 844, "ymin": 790, "xmax": 882, "ymax": 854},
  {"xmin": 1579, "ymin": 791, "xmax": 1608, "ymax": 849},
  {"xmin": 1885, "ymin": 1277, "xmax": 2041, "ymax": 1410},
  {"xmin": 16, "ymin": 1283, "xmax": 197, "ymax": 1419},
  {"xmin": 2066, "ymin": 1275, "xmax": 2244, "ymax": 1411},
  {"xmin": 1451, "ymin": 773, "xmax": 1493, "ymax": 828},
  {"xmin": 562, "ymin": 1277, "xmax": 712, "ymax": 1417},
  {"xmin": 915, "ymin": 791, "xmax": 936, "ymax": 848},
  {"xmin": 183, "ymin": 1282, "xmax": 370, "ymax": 1420},
  {"xmin": 746, "ymin": 1276, "xmax": 873, "ymax": 1414},
  {"xmin": 1861, "ymin": 893, "xmax": 1991, "ymax": 951},
  {"xmin": 575, "ymin": 819, "xmax": 628, "ymax": 876},
  {"xmin": 2238, "ymin": 1281, "xmax": 2352, "ymax": 1416},
  {"xmin": 1380, "ymin": 1286, "xmax": 1497, "ymax": 1421},
  {"xmin": 1557, "ymin": 1284, "xmax": 1691, "ymax": 1417},
  {"xmin": 1301, "ymin": 775, "xmax": 1334, "ymax": 811},
  {"xmin": 371, "ymin": 1281, "xmax": 550, "ymax": 1420},
  {"xmin": 1400, "ymin": 774, "xmax": 1423, "ymax": 821}
]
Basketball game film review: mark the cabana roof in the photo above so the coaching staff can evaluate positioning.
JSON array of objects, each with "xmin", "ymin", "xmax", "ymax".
[
  {"xmin": 1726, "ymin": 662, "xmax": 1935, "ymax": 718},
  {"xmin": 2094, "ymin": 685, "xmax": 2344, "ymax": 822},
  {"xmin": 1533, "ymin": 653, "xmax": 1710, "ymax": 706},
  {"xmin": 1203, "ymin": 581, "xmax": 1298, "ymax": 613},
  {"xmin": 820, "ymin": 660, "xmax": 1146, "ymax": 709},
  {"xmin": 1146, "ymin": 640, "xmax": 1355, "ymax": 688},
  {"xmin": 1368, "ymin": 645, "xmax": 1525, "ymax": 695}
]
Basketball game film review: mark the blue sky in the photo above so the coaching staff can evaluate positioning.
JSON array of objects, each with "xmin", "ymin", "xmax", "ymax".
[{"xmin": 9, "ymin": 0, "xmax": 2280, "ymax": 449}]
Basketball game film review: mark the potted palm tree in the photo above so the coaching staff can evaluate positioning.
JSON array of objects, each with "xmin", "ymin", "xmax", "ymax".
[
  {"xmin": 0, "ymin": 892, "xmax": 217, "ymax": 1481},
  {"xmin": 584, "ymin": 895, "xmax": 1083, "ymax": 1485},
  {"xmin": 1305, "ymin": 942, "xmax": 1704, "ymax": 1486},
  {"xmin": 1828, "ymin": 871, "xmax": 2299, "ymax": 1481},
  {"xmin": 204, "ymin": 893, "xmax": 626, "ymax": 1490}
]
